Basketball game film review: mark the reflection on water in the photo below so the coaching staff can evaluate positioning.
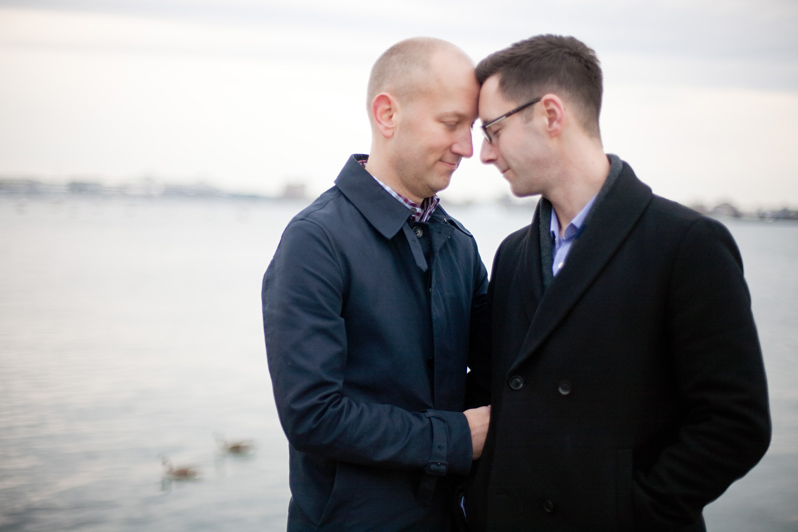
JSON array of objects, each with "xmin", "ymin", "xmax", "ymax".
[{"xmin": 0, "ymin": 196, "xmax": 796, "ymax": 531}]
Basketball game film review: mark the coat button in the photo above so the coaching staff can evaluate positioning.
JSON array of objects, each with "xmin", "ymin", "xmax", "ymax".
[
  {"xmin": 414, "ymin": 226, "xmax": 424, "ymax": 238},
  {"xmin": 558, "ymin": 380, "xmax": 572, "ymax": 396},
  {"xmin": 509, "ymin": 375, "xmax": 524, "ymax": 390},
  {"xmin": 542, "ymin": 499, "xmax": 555, "ymax": 514}
]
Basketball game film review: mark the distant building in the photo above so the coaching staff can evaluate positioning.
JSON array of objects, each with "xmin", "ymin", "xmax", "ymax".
[
  {"xmin": 687, "ymin": 202, "xmax": 709, "ymax": 215},
  {"xmin": 121, "ymin": 178, "xmax": 165, "ymax": 197},
  {"xmin": 68, "ymin": 181, "xmax": 105, "ymax": 195},
  {"xmin": 0, "ymin": 178, "xmax": 41, "ymax": 194},
  {"xmin": 756, "ymin": 208, "xmax": 798, "ymax": 221},
  {"xmin": 162, "ymin": 182, "xmax": 223, "ymax": 198},
  {"xmin": 281, "ymin": 183, "xmax": 307, "ymax": 200},
  {"xmin": 710, "ymin": 202, "xmax": 742, "ymax": 218}
]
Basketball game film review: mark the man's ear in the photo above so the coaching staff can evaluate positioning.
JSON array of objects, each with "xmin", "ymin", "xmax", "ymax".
[
  {"xmin": 540, "ymin": 94, "xmax": 565, "ymax": 138},
  {"xmin": 371, "ymin": 93, "xmax": 398, "ymax": 138}
]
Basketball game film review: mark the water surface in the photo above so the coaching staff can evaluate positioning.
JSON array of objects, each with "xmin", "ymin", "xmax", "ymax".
[{"xmin": 0, "ymin": 197, "xmax": 795, "ymax": 531}]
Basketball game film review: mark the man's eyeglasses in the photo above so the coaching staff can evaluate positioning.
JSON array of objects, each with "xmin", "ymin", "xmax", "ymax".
[{"xmin": 480, "ymin": 97, "xmax": 541, "ymax": 144}]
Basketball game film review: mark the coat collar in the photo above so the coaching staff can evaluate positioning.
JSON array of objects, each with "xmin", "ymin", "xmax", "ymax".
[
  {"xmin": 334, "ymin": 154, "xmax": 413, "ymax": 240},
  {"xmin": 509, "ymin": 160, "xmax": 653, "ymax": 374},
  {"xmin": 334, "ymin": 155, "xmax": 465, "ymax": 272}
]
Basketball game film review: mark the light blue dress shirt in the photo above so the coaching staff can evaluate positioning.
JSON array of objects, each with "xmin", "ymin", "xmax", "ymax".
[{"xmin": 550, "ymin": 195, "xmax": 597, "ymax": 276}]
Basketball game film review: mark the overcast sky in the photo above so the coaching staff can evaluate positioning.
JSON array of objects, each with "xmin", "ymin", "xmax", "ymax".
[{"xmin": 1, "ymin": 0, "xmax": 797, "ymax": 207}]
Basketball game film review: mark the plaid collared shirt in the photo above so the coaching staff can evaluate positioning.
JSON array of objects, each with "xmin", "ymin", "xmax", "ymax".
[{"xmin": 356, "ymin": 155, "xmax": 440, "ymax": 223}]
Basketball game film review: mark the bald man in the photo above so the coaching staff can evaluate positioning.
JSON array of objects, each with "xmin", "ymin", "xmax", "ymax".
[{"xmin": 262, "ymin": 37, "xmax": 491, "ymax": 531}]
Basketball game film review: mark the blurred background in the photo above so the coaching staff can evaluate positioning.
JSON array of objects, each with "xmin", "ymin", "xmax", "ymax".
[
  {"xmin": 1, "ymin": 1, "xmax": 797, "ymax": 530},
  {"xmin": 1, "ymin": 0, "xmax": 797, "ymax": 208}
]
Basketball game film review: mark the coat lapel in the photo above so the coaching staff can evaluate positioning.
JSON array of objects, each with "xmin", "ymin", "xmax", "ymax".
[
  {"xmin": 519, "ymin": 205, "xmax": 546, "ymax": 325},
  {"xmin": 508, "ymin": 163, "xmax": 653, "ymax": 374}
]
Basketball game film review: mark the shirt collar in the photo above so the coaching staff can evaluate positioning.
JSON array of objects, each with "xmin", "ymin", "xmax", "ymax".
[
  {"xmin": 548, "ymin": 153, "xmax": 624, "ymax": 242},
  {"xmin": 550, "ymin": 194, "xmax": 597, "ymax": 243}
]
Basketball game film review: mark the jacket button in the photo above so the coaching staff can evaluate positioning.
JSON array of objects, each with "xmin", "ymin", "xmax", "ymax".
[
  {"xmin": 542, "ymin": 499, "xmax": 555, "ymax": 514},
  {"xmin": 414, "ymin": 226, "xmax": 424, "ymax": 238},
  {"xmin": 509, "ymin": 375, "xmax": 524, "ymax": 390},
  {"xmin": 558, "ymin": 380, "xmax": 572, "ymax": 396}
]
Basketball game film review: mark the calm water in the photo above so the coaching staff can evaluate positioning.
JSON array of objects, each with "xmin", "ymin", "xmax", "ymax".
[{"xmin": 0, "ymin": 196, "xmax": 796, "ymax": 531}]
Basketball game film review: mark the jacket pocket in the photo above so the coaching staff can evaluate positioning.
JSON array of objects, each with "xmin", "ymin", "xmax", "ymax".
[{"xmin": 317, "ymin": 461, "xmax": 352, "ymax": 529}]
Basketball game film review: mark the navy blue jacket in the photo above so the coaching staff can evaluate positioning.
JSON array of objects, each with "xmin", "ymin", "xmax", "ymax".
[{"xmin": 263, "ymin": 155, "xmax": 488, "ymax": 531}]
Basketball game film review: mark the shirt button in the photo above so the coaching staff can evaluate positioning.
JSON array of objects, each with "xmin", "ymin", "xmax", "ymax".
[
  {"xmin": 558, "ymin": 380, "xmax": 572, "ymax": 396},
  {"xmin": 542, "ymin": 499, "xmax": 555, "ymax": 514},
  {"xmin": 509, "ymin": 375, "xmax": 524, "ymax": 390},
  {"xmin": 414, "ymin": 226, "xmax": 424, "ymax": 238}
]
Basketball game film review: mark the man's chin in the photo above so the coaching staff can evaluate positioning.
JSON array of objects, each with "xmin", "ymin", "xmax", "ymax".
[
  {"xmin": 508, "ymin": 179, "xmax": 535, "ymax": 198},
  {"xmin": 430, "ymin": 173, "xmax": 453, "ymax": 195}
]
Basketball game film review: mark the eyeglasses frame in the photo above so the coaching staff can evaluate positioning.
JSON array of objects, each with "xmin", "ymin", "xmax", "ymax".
[{"xmin": 480, "ymin": 97, "xmax": 542, "ymax": 144}]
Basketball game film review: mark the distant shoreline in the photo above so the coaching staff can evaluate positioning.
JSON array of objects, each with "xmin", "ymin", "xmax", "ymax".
[{"xmin": 1, "ymin": 178, "xmax": 796, "ymax": 221}]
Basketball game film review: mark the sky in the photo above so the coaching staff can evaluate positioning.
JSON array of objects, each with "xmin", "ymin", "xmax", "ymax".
[{"xmin": 0, "ymin": 0, "xmax": 797, "ymax": 207}]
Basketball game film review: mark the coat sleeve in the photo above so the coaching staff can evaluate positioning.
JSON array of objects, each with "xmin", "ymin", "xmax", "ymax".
[
  {"xmin": 262, "ymin": 219, "xmax": 473, "ymax": 476},
  {"xmin": 632, "ymin": 217, "xmax": 772, "ymax": 530}
]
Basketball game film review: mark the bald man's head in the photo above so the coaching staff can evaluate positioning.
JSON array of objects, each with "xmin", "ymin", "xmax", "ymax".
[
  {"xmin": 367, "ymin": 37, "xmax": 469, "ymax": 114},
  {"xmin": 363, "ymin": 37, "xmax": 478, "ymax": 204}
]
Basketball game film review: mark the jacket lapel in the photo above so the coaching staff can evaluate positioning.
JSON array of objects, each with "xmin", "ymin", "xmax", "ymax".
[
  {"xmin": 519, "ymin": 205, "xmax": 545, "ymax": 325},
  {"xmin": 508, "ymin": 163, "xmax": 653, "ymax": 374}
]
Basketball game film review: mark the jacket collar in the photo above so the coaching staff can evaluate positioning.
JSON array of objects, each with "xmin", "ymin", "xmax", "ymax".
[
  {"xmin": 334, "ymin": 154, "xmax": 413, "ymax": 239},
  {"xmin": 509, "ymin": 159, "xmax": 653, "ymax": 374}
]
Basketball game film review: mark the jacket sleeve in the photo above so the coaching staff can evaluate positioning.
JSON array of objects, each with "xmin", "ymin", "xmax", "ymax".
[
  {"xmin": 262, "ymin": 219, "xmax": 472, "ymax": 476},
  {"xmin": 465, "ymin": 240, "xmax": 493, "ymax": 409},
  {"xmin": 632, "ymin": 217, "xmax": 772, "ymax": 530}
]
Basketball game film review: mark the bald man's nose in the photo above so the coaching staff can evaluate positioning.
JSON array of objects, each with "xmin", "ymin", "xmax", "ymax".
[{"xmin": 452, "ymin": 129, "xmax": 474, "ymax": 158}]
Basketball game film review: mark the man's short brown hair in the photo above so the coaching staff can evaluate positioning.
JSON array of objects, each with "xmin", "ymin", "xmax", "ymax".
[{"xmin": 476, "ymin": 35, "xmax": 603, "ymax": 137}]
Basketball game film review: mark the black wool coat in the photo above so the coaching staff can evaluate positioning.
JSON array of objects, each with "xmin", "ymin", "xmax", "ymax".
[{"xmin": 464, "ymin": 160, "xmax": 771, "ymax": 532}]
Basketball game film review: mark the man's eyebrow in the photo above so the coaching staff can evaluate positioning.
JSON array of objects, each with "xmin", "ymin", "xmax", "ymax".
[{"xmin": 438, "ymin": 111, "xmax": 471, "ymax": 120}]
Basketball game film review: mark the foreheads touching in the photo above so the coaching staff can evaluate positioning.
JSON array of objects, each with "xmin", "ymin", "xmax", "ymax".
[{"xmin": 475, "ymin": 35, "xmax": 603, "ymax": 138}]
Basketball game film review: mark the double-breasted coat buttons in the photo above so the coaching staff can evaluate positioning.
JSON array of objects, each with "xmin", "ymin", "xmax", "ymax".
[
  {"xmin": 542, "ymin": 499, "xmax": 556, "ymax": 514},
  {"xmin": 558, "ymin": 380, "xmax": 572, "ymax": 396},
  {"xmin": 509, "ymin": 375, "xmax": 524, "ymax": 390}
]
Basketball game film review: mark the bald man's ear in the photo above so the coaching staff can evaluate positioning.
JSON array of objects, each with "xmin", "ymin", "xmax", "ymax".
[{"xmin": 371, "ymin": 93, "xmax": 398, "ymax": 138}]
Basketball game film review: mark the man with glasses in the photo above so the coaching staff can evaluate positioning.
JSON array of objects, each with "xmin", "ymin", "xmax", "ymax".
[
  {"xmin": 463, "ymin": 35, "xmax": 771, "ymax": 531},
  {"xmin": 262, "ymin": 37, "xmax": 491, "ymax": 531}
]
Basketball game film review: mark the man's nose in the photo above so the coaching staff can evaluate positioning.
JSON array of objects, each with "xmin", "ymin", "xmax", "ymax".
[
  {"xmin": 451, "ymin": 128, "xmax": 474, "ymax": 158},
  {"xmin": 480, "ymin": 138, "xmax": 497, "ymax": 164}
]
